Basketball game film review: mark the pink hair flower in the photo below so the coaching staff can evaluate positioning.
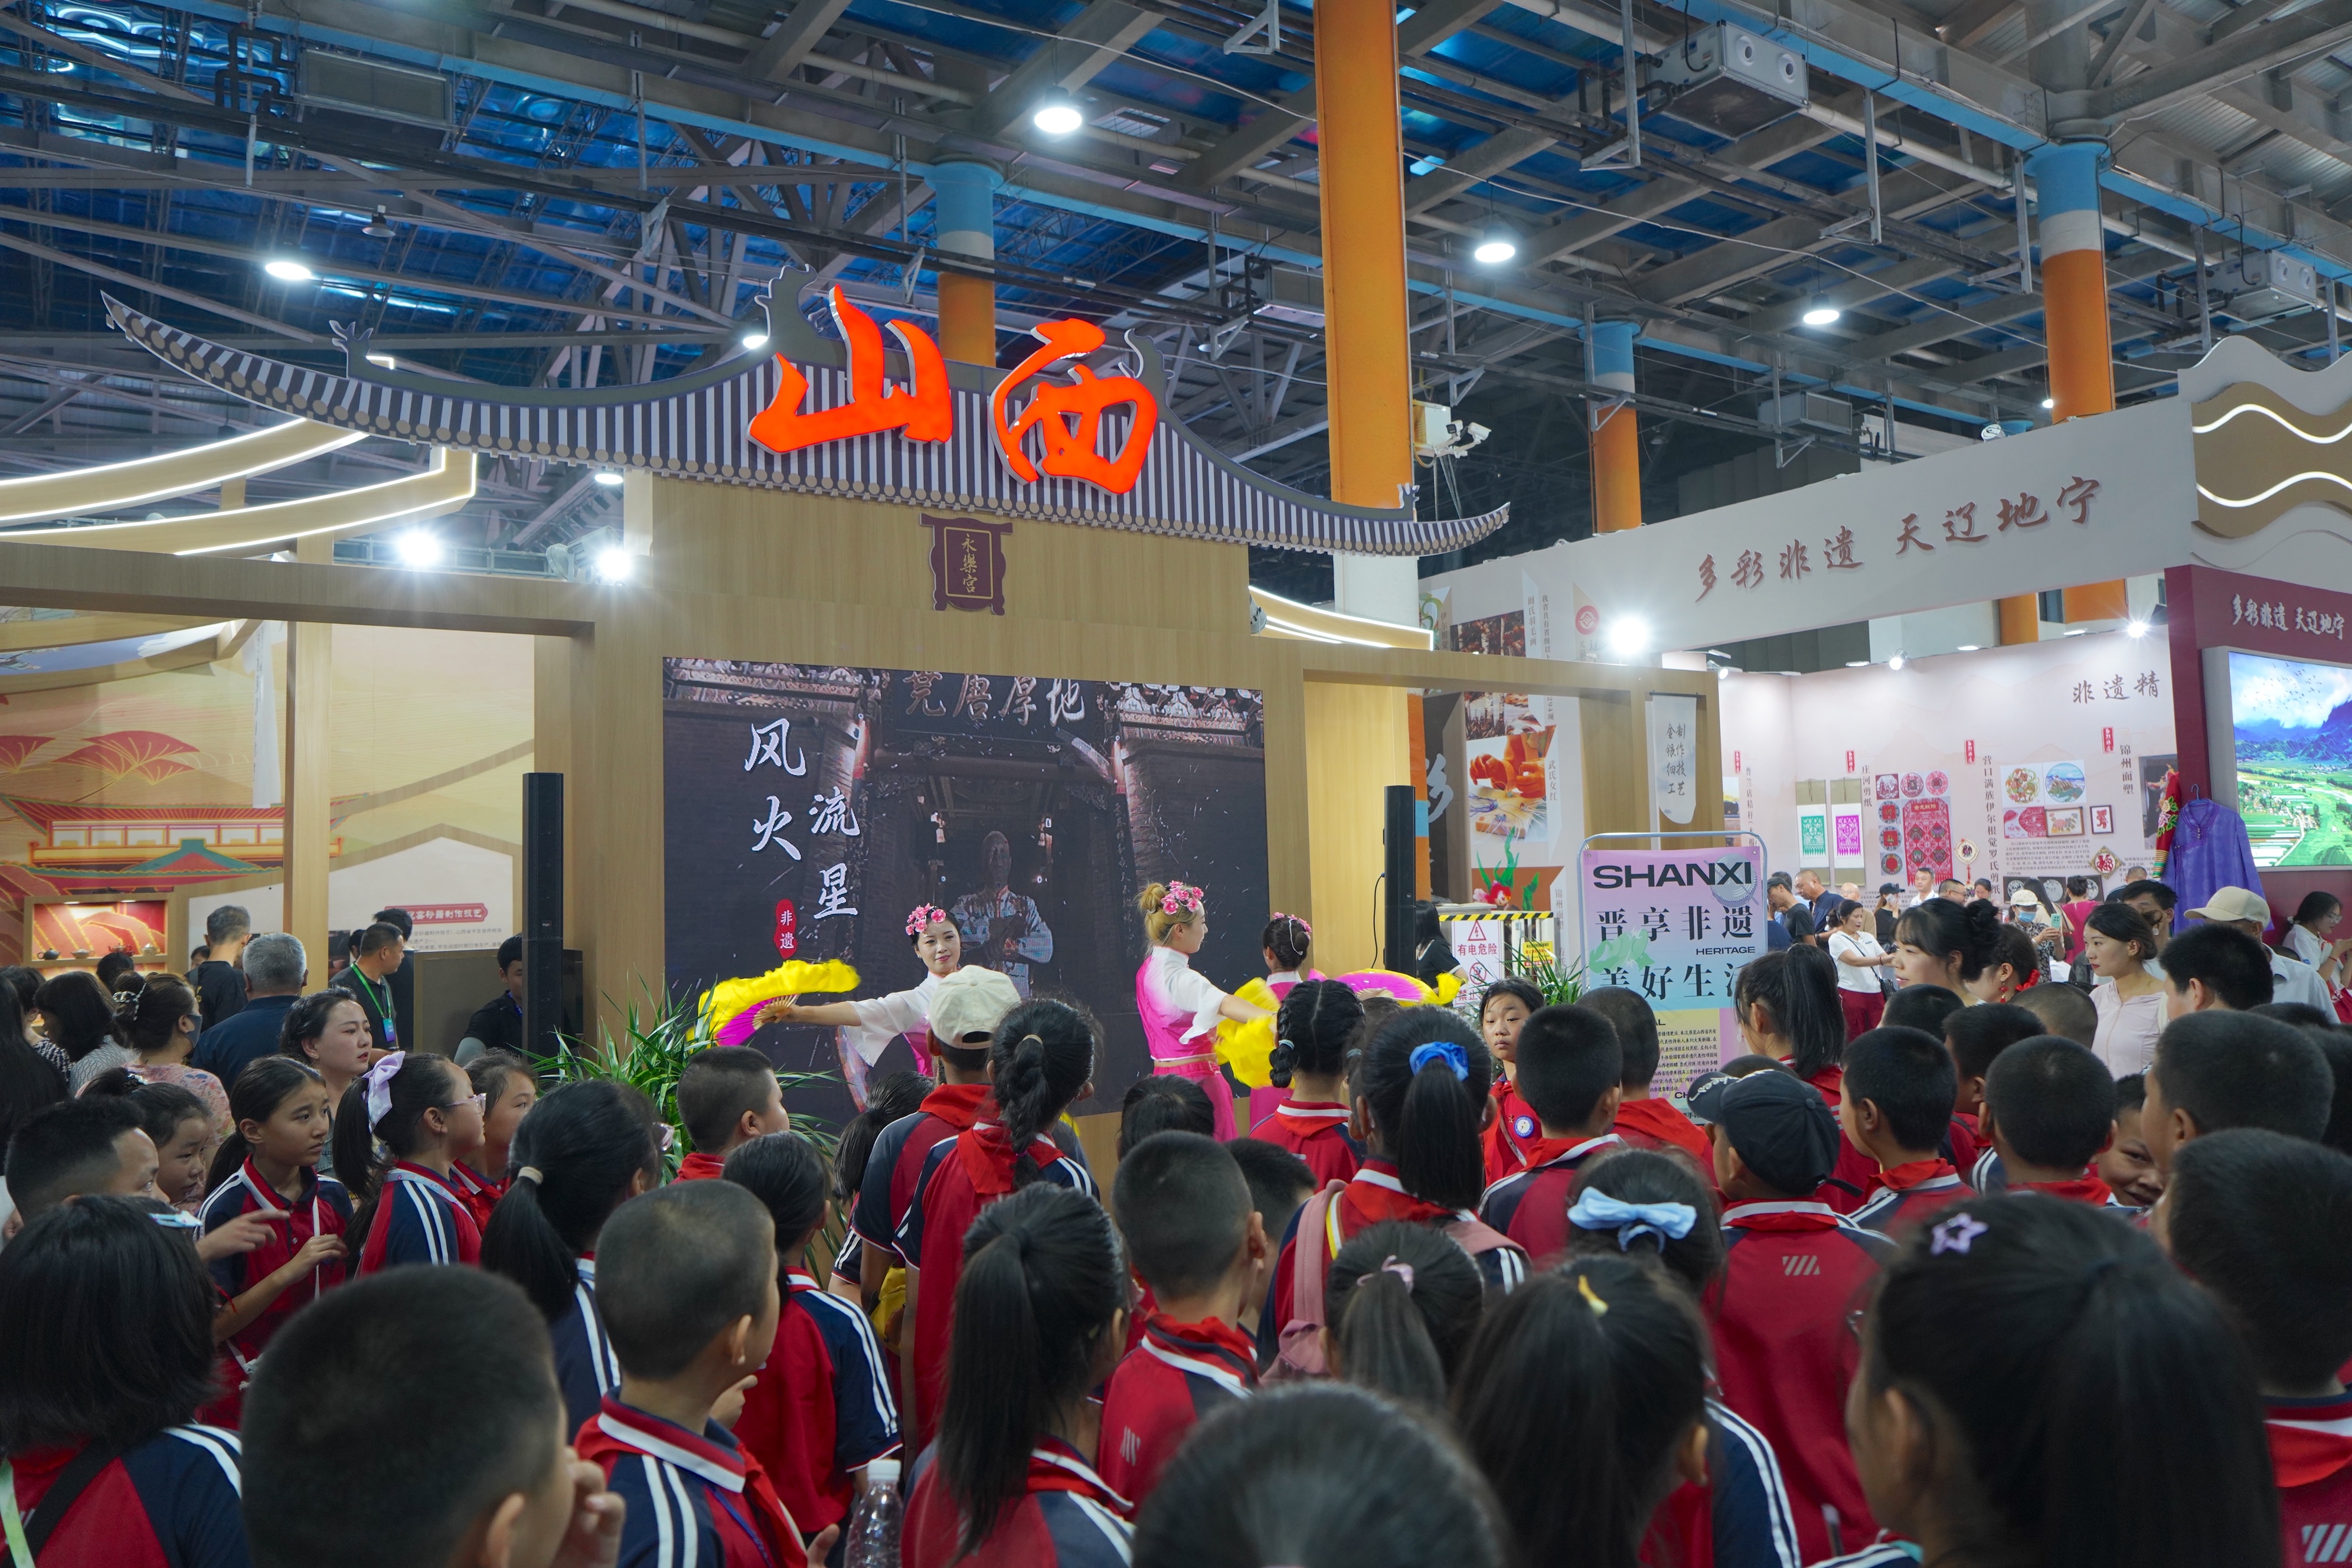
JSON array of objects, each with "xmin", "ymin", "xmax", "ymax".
[
  {"xmin": 1160, "ymin": 881, "xmax": 1204, "ymax": 916},
  {"xmin": 905, "ymin": 903, "xmax": 952, "ymax": 936}
]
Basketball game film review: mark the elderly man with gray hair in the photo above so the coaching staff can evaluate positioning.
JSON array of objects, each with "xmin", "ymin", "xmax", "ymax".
[{"xmin": 192, "ymin": 931, "xmax": 308, "ymax": 1088}]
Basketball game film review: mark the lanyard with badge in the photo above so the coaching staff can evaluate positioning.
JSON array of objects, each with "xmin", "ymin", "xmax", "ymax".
[
  {"xmin": 1, "ymin": 1467, "xmax": 29, "ymax": 1568},
  {"xmin": 349, "ymin": 966, "xmax": 397, "ymax": 1047}
]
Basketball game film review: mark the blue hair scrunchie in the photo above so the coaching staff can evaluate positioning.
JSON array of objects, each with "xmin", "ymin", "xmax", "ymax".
[
  {"xmin": 1406, "ymin": 1039, "xmax": 1470, "ymax": 1080},
  {"xmin": 1566, "ymin": 1190, "xmax": 1698, "ymax": 1252}
]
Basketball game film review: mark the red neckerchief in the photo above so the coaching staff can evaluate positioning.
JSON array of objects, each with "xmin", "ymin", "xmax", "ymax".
[
  {"xmin": 1337, "ymin": 1159, "xmax": 1453, "ymax": 1232},
  {"xmin": 1722, "ymin": 1198, "xmax": 1844, "ymax": 1233},
  {"xmin": 1271, "ymin": 1099, "xmax": 1351, "ymax": 1139},
  {"xmin": 2015, "ymin": 1172, "xmax": 2115, "ymax": 1205},
  {"xmin": 2269, "ymin": 1396, "xmax": 2352, "ymax": 1488},
  {"xmin": 452, "ymin": 1161, "xmax": 502, "ymax": 1200},
  {"xmin": 953, "ymin": 1119, "xmax": 1060, "ymax": 1197},
  {"xmin": 1140, "ymin": 1312, "xmax": 1260, "ymax": 1393},
  {"xmin": 576, "ymin": 1399, "xmax": 805, "ymax": 1559},
  {"xmin": 1871, "ymin": 1157, "xmax": 1958, "ymax": 1193},
  {"xmin": 1612, "ymin": 1096, "xmax": 1709, "ymax": 1155},
  {"xmin": 1027, "ymin": 1438, "xmax": 1132, "ymax": 1515},
  {"xmin": 1806, "ymin": 1063, "xmax": 1844, "ymax": 1099},
  {"xmin": 1521, "ymin": 1132, "xmax": 1622, "ymax": 1170},
  {"xmin": 674, "ymin": 1150, "xmax": 727, "ymax": 1182},
  {"xmin": 917, "ymin": 1082, "xmax": 992, "ymax": 1132}
]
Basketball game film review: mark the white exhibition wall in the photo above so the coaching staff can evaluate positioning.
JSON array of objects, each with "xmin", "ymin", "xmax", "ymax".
[{"xmin": 1723, "ymin": 631, "xmax": 2177, "ymax": 896}]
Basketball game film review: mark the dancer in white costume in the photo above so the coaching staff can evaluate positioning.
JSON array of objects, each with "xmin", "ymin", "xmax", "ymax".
[{"xmin": 754, "ymin": 904, "xmax": 962, "ymax": 1106}]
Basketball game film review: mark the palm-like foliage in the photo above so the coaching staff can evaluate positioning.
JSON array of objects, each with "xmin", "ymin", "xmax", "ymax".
[{"xmin": 1514, "ymin": 942, "xmax": 1586, "ymax": 1008}]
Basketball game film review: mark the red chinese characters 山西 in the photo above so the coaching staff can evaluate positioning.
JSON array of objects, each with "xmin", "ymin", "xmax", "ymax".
[
  {"xmin": 991, "ymin": 319, "xmax": 1158, "ymax": 494},
  {"xmin": 748, "ymin": 286, "xmax": 953, "ymax": 453}
]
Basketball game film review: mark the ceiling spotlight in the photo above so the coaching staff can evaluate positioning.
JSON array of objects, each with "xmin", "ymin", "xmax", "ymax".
[
  {"xmin": 394, "ymin": 530, "xmax": 442, "ymax": 568},
  {"xmin": 1802, "ymin": 302, "xmax": 1841, "ymax": 326},
  {"xmin": 363, "ymin": 205, "xmax": 396, "ymax": 238},
  {"xmin": 2041, "ymin": 397, "xmax": 2056, "ymax": 410},
  {"xmin": 1889, "ymin": 654, "xmax": 1905, "ymax": 670},
  {"xmin": 1605, "ymin": 616, "xmax": 1649, "ymax": 656},
  {"xmin": 2126, "ymin": 619, "xmax": 2151, "ymax": 639},
  {"xmin": 593, "ymin": 469, "xmax": 625, "ymax": 487},
  {"xmin": 1472, "ymin": 223, "xmax": 1518, "ymax": 265},
  {"xmin": 740, "ymin": 330, "xmax": 770, "ymax": 349},
  {"xmin": 593, "ymin": 547, "xmax": 634, "ymax": 583},
  {"xmin": 1716, "ymin": 665, "xmax": 1734, "ymax": 680},
  {"xmin": 1031, "ymin": 95, "xmax": 1084, "ymax": 135},
  {"xmin": 263, "ymin": 258, "xmax": 315, "ymax": 282}
]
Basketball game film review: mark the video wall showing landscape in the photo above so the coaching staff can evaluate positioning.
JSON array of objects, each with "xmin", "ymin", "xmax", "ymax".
[{"xmin": 2231, "ymin": 651, "xmax": 2352, "ymax": 867}]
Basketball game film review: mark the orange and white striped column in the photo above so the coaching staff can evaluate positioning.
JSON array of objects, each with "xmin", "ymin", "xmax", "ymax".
[
  {"xmin": 1589, "ymin": 319, "xmax": 1642, "ymax": 533},
  {"xmin": 2026, "ymin": 141, "xmax": 2127, "ymax": 625}
]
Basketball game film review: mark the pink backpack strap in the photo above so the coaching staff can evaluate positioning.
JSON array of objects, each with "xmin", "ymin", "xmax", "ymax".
[
  {"xmin": 1445, "ymin": 1213, "xmax": 1524, "ymax": 1258},
  {"xmin": 1291, "ymin": 1180, "xmax": 1348, "ymax": 1327}
]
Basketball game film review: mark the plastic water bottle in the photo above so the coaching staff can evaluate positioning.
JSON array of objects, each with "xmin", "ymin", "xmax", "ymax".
[{"xmin": 844, "ymin": 1456, "xmax": 904, "ymax": 1568}]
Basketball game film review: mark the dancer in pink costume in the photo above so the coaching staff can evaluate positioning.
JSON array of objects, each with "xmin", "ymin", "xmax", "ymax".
[
  {"xmin": 1134, "ymin": 880, "xmax": 1270, "ymax": 1140},
  {"xmin": 754, "ymin": 904, "xmax": 962, "ymax": 1107}
]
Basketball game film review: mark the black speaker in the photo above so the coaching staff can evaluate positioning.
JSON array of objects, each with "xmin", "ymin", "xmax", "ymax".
[
  {"xmin": 1383, "ymin": 783, "xmax": 1417, "ymax": 975},
  {"xmin": 522, "ymin": 772, "xmax": 564, "ymax": 1059}
]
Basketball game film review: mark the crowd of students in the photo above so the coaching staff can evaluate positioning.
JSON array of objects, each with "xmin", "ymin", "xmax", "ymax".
[{"xmin": 4, "ymin": 876, "xmax": 2351, "ymax": 1568}]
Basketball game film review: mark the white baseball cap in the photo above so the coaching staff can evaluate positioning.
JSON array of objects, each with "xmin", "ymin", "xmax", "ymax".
[
  {"xmin": 2186, "ymin": 886, "xmax": 2272, "ymax": 925},
  {"xmin": 928, "ymin": 966, "xmax": 1021, "ymax": 1050}
]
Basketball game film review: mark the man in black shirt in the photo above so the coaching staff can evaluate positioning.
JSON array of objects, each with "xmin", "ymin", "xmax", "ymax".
[
  {"xmin": 329, "ymin": 922, "xmax": 406, "ymax": 1054},
  {"xmin": 457, "ymin": 935, "xmax": 527, "ymax": 1064},
  {"xmin": 190, "ymin": 906, "xmax": 250, "ymax": 1032},
  {"xmin": 1768, "ymin": 873, "xmax": 1817, "ymax": 947}
]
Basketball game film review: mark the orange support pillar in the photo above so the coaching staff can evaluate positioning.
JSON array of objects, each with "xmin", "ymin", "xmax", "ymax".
[
  {"xmin": 1314, "ymin": 0, "xmax": 1413, "ymax": 511},
  {"xmin": 932, "ymin": 160, "xmax": 1001, "ymax": 366},
  {"xmin": 2028, "ymin": 141, "xmax": 2127, "ymax": 624},
  {"xmin": 1588, "ymin": 319, "xmax": 1641, "ymax": 532}
]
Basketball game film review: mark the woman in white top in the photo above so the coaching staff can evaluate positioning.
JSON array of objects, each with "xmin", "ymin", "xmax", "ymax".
[
  {"xmin": 1827, "ymin": 899, "xmax": 1890, "ymax": 1038},
  {"xmin": 2285, "ymin": 892, "xmax": 2350, "ymax": 997},
  {"xmin": 754, "ymin": 904, "xmax": 965, "ymax": 1107},
  {"xmin": 2083, "ymin": 901, "xmax": 2167, "ymax": 1077}
]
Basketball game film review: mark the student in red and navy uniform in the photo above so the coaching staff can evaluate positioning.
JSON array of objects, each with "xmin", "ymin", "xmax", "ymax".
[
  {"xmin": 200, "ymin": 1058, "xmax": 351, "ymax": 1377},
  {"xmin": 1458, "ymin": 1256, "xmax": 1719, "ymax": 1568},
  {"xmin": 1585, "ymin": 986, "xmax": 1714, "ymax": 1171},
  {"xmin": 482, "ymin": 1081, "xmax": 666, "ymax": 1436},
  {"xmin": 1559, "ymin": 1148, "xmax": 1802, "ymax": 1568},
  {"xmin": 2096, "ymin": 1072, "xmax": 2167, "ymax": 1209},
  {"xmin": 240, "ymin": 1266, "xmax": 628, "ymax": 1568},
  {"xmin": 1849, "ymin": 1196, "xmax": 2276, "ymax": 1568},
  {"xmin": 906, "ymin": 1184, "xmax": 1131, "ymax": 1568},
  {"xmin": 1476, "ymin": 978, "xmax": 1543, "ymax": 1183},
  {"xmin": 725, "ymin": 1130, "xmax": 900, "ymax": 1544},
  {"xmin": 1841, "ymin": 1027, "xmax": 1968, "ymax": 1237},
  {"xmin": 452, "ymin": 1047, "xmax": 538, "ymax": 1230},
  {"xmin": 1100, "ymin": 1132, "xmax": 1267, "ymax": 1502},
  {"xmin": 1260, "ymin": 1008, "xmax": 1528, "ymax": 1376},
  {"xmin": 900, "ymin": 998, "xmax": 1099, "ymax": 1447},
  {"xmin": 1128, "ymin": 1384, "xmax": 1503, "ymax": 1568},
  {"xmin": 1733, "ymin": 948, "xmax": 1877, "ymax": 1212},
  {"xmin": 673, "ymin": 1047, "xmax": 792, "ymax": 1183},
  {"xmin": 577, "ymin": 1181, "xmax": 831, "ymax": 1568},
  {"xmin": 825, "ymin": 1071, "xmax": 934, "ymax": 1298},
  {"xmin": 851, "ymin": 968, "xmax": 1021, "ymax": 1304},
  {"xmin": 1257, "ymin": 980, "xmax": 1364, "ymax": 1185},
  {"xmin": 0, "ymin": 1195, "xmax": 247, "ymax": 1568},
  {"xmin": 1322, "ymin": 1221, "xmax": 1486, "ymax": 1406},
  {"xmin": 1478, "ymin": 1005, "xmax": 1626, "ymax": 1260},
  {"xmin": 1977, "ymin": 1035, "xmax": 2133, "ymax": 1208},
  {"xmin": 1942, "ymin": 1003, "xmax": 2040, "ymax": 1180},
  {"xmin": 1691, "ymin": 1067, "xmax": 1891, "ymax": 1564},
  {"xmin": 2162, "ymin": 1126, "xmax": 2352, "ymax": 1568},
  {"xmin": 335, "ymin": 1051, "xmax": 486, "ymax": 1275}
]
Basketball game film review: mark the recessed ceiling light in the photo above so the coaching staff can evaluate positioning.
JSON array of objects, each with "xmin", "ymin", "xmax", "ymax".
[
  {"xmin": 2063, "ymin": 627, "xmax": 2088, "ymax": 636},
  {"xmin": 1956, "ymin": 643, "xmax": 1981, "ymax": 651},
  {"xmin": 2041, "ymin": 397, "xmax": 2056, "ymax": 410},
  {"xmin": 593, "ymin": 469, "xmax": 625, "ymax": 487}
]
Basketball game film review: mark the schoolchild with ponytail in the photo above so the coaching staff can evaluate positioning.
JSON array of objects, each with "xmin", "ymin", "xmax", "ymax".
[
  {"xmin": 904, "ymin": 1183, "xmax": 1132, "ymax": 1568},
  {"xmin": 198, "ymin": 1056, "xmax": 351, "ymax": 1370},
  {"xmin": 1257, "ymin": 979, "xmax": 1365, "ymax": 1184},
  {"xmin": 897, "ymin": 997, "xmax": 1098, "ymax": 1446},
  {"xmin": 479, "ymin": 1079, "xmax": 663, "ymax": 1433},
  {"xmin": 1890, "ymin": 895, "xmax": 2005, "ymax": 998},
  {"xmin": 452, "ymin": 1047, "xmax": 536, "ymax": 1229},
  {"xmin": 1834, "ymin": 1195, "xmax": 2277, "ymax": 1568},
  {"xmin": 337, "ymin": 1050, "xmax": 486, "ymax": 1273},
  {"xmin": 1736, "ymin": 946, "xmax": 1877, "ymax": 1211},
  {"xmin": 727, "ymin": 1131, "xmax": 900, "ymax": 1544},
  {"xmin": 1320, "ymin": 1219, "xmax": 1484, "ymax": 1409},
  {"xmin": 1257, "ymin": 1007, "xmax": 1527, "ymax": 1377},
  {"xmin": 1455, "ymin": 1255, "xmax": 1712, "ymax": 1568}
]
